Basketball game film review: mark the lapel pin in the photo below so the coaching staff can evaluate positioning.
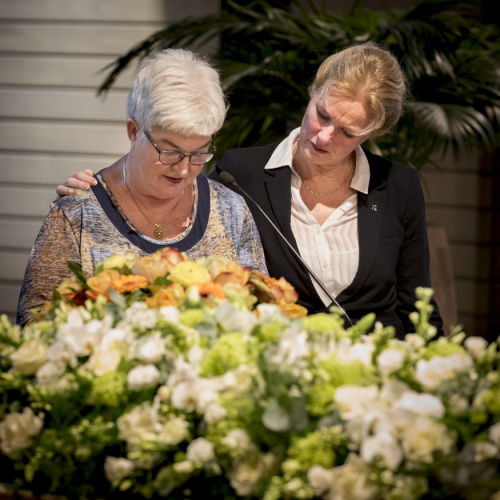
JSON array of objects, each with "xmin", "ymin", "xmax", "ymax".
[{"xmin": 370, "ymin": 204, "xmax": 379, "ymax": 212}]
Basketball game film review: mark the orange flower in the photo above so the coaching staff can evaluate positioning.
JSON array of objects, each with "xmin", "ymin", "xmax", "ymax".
[
  {"xmin": 146, "ymin": 283, "xmax": 185, "ymax": 308},
  {"xmin": 133, "ymin": 247, "xmax": 186, "ymax": 283},
  {"xmin": 196, "ymin": 281, "xmax": 226, "ymax": 299},
  {"xmin": 111, "ymin": 274, "xmax": 148, "ymax": 294},
  {"xmin": 249, "ymin": 271, "xmax": 299, "ymax": 305},
  {"xmin": 55, "ymin": 277, "xmax": 83, "ymax": 301},
  {"xmin": 214, "ymin": 262, "xmax": 250, "ymax": 286},
  {"xmin": 87, "ymin": 269, "xmax": 121, "ymax": 298}
]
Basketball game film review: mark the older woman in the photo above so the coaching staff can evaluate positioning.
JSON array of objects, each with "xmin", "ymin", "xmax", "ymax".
[
  {"xmin": 57, "ymin": 42, "xmax": 443, "ymax": 337},
  {"xmin": 17, "ymin": 49, "xmax": 267, "ymax": 325}
]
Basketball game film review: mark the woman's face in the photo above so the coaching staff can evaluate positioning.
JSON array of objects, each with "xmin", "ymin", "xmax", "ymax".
[
  {"xmin": 297, "ymin": 88, "xmax": 370, "ymax": 170},
  {"xmin": 127, "ymin": 120, "xmax": 212, "ymax": 199}
]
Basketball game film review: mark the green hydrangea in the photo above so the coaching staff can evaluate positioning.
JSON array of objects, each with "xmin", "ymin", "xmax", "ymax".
[
  {"xmin": 284, "ymin": 427, "xmax": 344, "ymax": 478},
  {"xmin": 200, "ymin": 333, "xmax": 255, "ymax": 376},
  {"xmin": 88, "ymin": 371, "xmax": 128, "ymax": 407}
]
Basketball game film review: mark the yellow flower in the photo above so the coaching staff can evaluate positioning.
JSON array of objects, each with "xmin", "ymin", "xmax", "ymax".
[
  {"xmin": 279, "ymin": 303, "xmax": 308, "ymax": 318},
  {"xmin": 111, "ymin": 274, "xmax": 148, "ymax": 294},
  {"xmin": 100, "ymin": 253, "xmax": 137, "ymax": 271},
  {"xmin": 146, "ymin": 283, "xmax": 185, "ymax": 308},
  {"xmin": 169, "ymin": 261, "xmax": 211, "ymax": 287},
  {"xmin": 133, "ymin": 247, "xmax": 186, "ymax": 283}
]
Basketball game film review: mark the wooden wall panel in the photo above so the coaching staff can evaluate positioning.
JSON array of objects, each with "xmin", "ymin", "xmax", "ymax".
[
  {"xmin": 0, "ymin": 55, "xmax": 136, "ymax": 89},
  {"xmin": 0, "ymin": 0, "xmax": 220, "ymax": 321}
]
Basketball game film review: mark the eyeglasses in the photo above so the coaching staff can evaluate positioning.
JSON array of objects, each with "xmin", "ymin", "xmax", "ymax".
[{"xmin": 143, "ymin": 130, "xmax": 215, "ymax": 166}]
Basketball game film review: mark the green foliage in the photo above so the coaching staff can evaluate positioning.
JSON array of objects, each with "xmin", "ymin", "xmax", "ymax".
[{"xmin": 98, "ymin": 0, "xmax": 499, "ymax": 169}]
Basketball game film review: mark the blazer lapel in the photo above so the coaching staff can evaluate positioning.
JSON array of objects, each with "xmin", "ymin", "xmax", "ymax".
[
  {"xmin": 338, "ymin": 159, "xmax": 388, "ymax": 300},
  {"xmin": 263, "ymin": 167, "xmax": 297, "ymax": 245}
]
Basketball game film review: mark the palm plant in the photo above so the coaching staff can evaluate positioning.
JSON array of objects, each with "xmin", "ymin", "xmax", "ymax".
[{"xmin": 98, "ymin": 0, "xmax": 500, "ymax": 169}]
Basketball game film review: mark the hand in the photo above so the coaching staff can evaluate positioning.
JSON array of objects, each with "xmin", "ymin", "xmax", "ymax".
[{"xmin": 56, "ymin": 169, "xmax": 97, "ymax": 196}]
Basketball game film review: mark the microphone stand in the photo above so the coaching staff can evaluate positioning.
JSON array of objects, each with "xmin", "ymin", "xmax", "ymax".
[{"xmin": 218, "ymin": 171, "xmax": 353, "ymax": 326}]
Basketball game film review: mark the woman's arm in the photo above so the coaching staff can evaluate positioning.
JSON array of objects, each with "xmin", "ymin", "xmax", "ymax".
[{"xmin": 17, "ymin": 201, "xmax": 82, "ymax": 325}]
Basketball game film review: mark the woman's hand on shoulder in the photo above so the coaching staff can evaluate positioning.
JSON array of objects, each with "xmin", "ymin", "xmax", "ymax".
[{"xmin": 56, "ymin": 169, "xmax": 97, "ymax": 196}]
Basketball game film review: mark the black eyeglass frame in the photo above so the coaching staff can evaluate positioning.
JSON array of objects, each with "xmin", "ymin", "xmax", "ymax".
[{"xmin": 143, "ymin": 130, "xmax": 215, "ymax": 166}]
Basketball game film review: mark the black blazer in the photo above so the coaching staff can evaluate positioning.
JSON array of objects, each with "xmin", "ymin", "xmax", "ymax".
[{"xmin": 211, "ymin": 142, "xmax": 443, "ymax": 338}]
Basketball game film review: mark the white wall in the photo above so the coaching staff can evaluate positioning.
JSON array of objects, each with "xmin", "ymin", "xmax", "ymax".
[{"xmin": 0, "ymin": 0, "xmax": 219, "ymax": 322}]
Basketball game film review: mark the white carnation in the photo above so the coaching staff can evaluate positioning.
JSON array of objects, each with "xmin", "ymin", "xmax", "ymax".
[
  {"xmin": 186, "ymin": 437, "xmax": 215, "ymax": 463},
  {"xmin": 307, "ymin": 465, "xmax": 335, "ymax": 496},
  {"xmin": 377, "ymin": 348, "xmax": 405, "ymax": 375},
  {"xmin": 104, "ymin": 456, "xmax": 134, "ymax": 482},
  {"xmin": 127, "ymin": 364, "xmax": 161, "ymax": 391},
  {"xmin": 132, "ymin": 332, "xmax": 166, "ymax": 363},
  {"xmin": 158, "ymin": 416, "xmax": 190, "ymax": 446},
  {"xmin": 361, "ymin": 431, "xmax": 403, "ymax": 470},
  {"xmin": 0, "ymin": 408, "xmax": 44, "ymax": 455},
  {"xmin": 334, "ymin": 385, "xmax": 378, "ymax": 420},
  {"xmin": 401, "ymin": 416, "xmax": 453, "ymax": 463},
  {"xmin": 464, "ymin": 336, "xmax": 488, "ymax": 359},
  {"xmin": 394, "ymin": 392, "xmax": 445, "ymax": 418},
  {"xmin": 10, "ymin": 338, "xmax": 48, "ymax": 376}
]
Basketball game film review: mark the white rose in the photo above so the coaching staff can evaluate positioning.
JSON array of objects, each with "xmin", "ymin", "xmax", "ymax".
[
  {"xmin": 489, "ymin": 422, "xmax": 500, "ymax": 446},
  {"xmin": 222, "ymin": 429, "xmax": 253, "ymax": 452},
  {"xmin": 415, "ymin": 353, "xmax": 473, "ymax": 391},
  {"xmin": 307, "ymin": 465, "xmax": 335, "ymax": 495},
  {"xmin": 158, "ymin": 416, "xmax": 190, "ymax": 446},
  {"xmin": 361, "ymin": 431, "xmax": 403, "ymax": 470},
  {"xmin": 346, "ymin": 342, "xmax": 375, "ymax": 366},
  {"xmin": 401, "ymin": 416, "xmax": 453, "ymax": 463},
  {"xmin": 186, "ymin": 437, "xmax": 215, "ymax": 463},
  {"xmin": 10, "ymin": 338, "xmax": 48, "ymax": 375},
  {"xmin": 262, "ymin": 398, "xmax": 290, "ymax": 432},
  {"xmin": 104, "ymin": 456, "xmax": 134, "ymax": 482},
  {"xmin": 229, "ymin": 453, "xmax": 276, "ymax": 497},
  {"xmin": 86, "ymin": 346, "xmax": 123, "ymax": 376},
  {"xmin": 117, "ymin": 403, "xmax": 159, "ymax": 450},
  {"xmin": 204, "ymin": 403, "xmax": 227, "ymax": 423},
  {"xmin": 377, "ymin": 348, "xmax": 405, "ymax": 375},
  {"xmin": 328, "ymin": 454, "xmax": 379, "ymax": 500},
  {"xmin": 171, "ymin": 380, "xmax": 201, "ymax": 412},
  {"xmin": 132, "ymin": 332, "xmax": 166, "ymax": 364},
  {"xmin": 394, "ymin": 392, "xmax": 445, "ymax": 418},
  {"xmin": 127, "ymin": 364, "xmax": 161, "ymax": 391},
  {"xmin": 334, "ymin": 385, "xmax": 378, "ymax": 420},
  {"xmin": 35, "ymin": 361, "xmax": 66, "ymax": 387},
  {"xmin": 0, "ymin": 408, "xmax": 44, "ymax": 455},
  {"xmin": 379, "ymin": 380, "xmax": 410, "ymax": 405},
  {"xmin": 464, "ymin": 336, "xmax": 488, "ymax": 359}
]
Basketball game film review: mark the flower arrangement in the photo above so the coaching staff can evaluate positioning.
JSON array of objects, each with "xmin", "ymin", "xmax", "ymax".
[{"xmin": 1, "ymin": 248, "xmax": 499, "ymax": 500}]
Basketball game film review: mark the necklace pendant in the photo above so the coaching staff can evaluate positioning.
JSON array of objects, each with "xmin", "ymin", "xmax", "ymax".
[{"xmin": 153, "ymin": 224, "xmax": 164, "ymax": 240}]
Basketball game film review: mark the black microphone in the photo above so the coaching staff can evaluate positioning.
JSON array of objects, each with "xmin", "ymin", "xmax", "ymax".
[{"xmin": 217, "ymin": 170, "xmax": 353, "ymax": 326}]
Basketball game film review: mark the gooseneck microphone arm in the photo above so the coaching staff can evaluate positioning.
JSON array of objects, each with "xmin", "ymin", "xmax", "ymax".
[{"xmin": 217, "ymin": 171, "xmax": 353, "ymax": 326}]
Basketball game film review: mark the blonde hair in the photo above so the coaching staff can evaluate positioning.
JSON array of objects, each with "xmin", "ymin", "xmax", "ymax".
[
  {"xmin": 127, "ymin": 48, "xmax": 228, "ymax": 136},
  {"xmin": 309, "ymin": 42, "xmax": 407, "ymax": 136}
]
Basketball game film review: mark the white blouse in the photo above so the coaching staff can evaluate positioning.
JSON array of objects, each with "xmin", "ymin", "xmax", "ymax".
[{"xmin": 264, "ymin": 128, "xmax": 370, "ymax": 306}]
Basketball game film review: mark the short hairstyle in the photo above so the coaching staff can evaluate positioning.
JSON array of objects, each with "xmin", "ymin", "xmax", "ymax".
[
  {"xmin": 127, "ymin": 48, "xmax": 228, "ymax": 137},
  {"xmin": 309, "ymin": 42, "xmax": 407, "ymax": 137}
]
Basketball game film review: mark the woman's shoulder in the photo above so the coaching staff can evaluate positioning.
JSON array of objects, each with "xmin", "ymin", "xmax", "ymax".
[{"xmin": 364, "ymin": 149, "xmax": 420, "ymax": 186}]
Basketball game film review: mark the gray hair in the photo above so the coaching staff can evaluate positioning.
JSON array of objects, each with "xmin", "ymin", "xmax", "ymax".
[{"xmin": 127, "ymin": 48, "xmax": 228, "ymax": 136}]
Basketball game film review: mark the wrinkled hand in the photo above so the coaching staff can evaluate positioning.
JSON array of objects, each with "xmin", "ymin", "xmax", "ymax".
[{"xmin": 56, "ymin": 169, "xmax": 97, "ymax": 196}]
